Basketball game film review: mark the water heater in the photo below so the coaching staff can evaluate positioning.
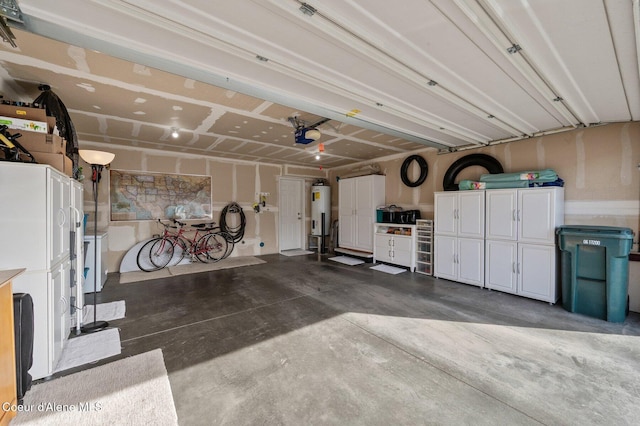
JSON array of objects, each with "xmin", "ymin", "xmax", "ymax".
[{"xmin": 311, "ymin": 184, "xmax": 331, "ymax": 236}]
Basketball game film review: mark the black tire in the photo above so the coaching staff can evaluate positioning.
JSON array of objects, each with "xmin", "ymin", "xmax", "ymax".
[
  {"xmin": 197, "ymin": 233, "xmax": 229, "ymax": 263},
  {"xmin": 442, "ymin": 153, "xmax": 503, "ymax": 191},
  {"xmin": 137, "ymin": 238, "xmax": 163, "ymax": 272},
  {"xmin": 400, "ymin": 155, "xmax": 428, "ymax": 187},
  {"xmin": 148, "ymin": 238, "xmax": 175, "ymax": 269}
]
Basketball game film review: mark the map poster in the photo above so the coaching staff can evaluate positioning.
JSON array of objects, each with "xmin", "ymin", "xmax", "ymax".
[{"xmin": 109, "ymin": 170, "xmax": 212, "ymax": 221}]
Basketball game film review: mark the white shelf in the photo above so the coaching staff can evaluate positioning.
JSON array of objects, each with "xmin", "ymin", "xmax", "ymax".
[
  {"xmin": 416, "ymin": 219, "xmax": 433, "ymax": 275},
  {"xmin": 373, "ymin": 223, "xmax": 416, "ymax": 272}
]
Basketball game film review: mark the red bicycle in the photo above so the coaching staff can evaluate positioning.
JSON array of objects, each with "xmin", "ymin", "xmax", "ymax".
[{"xmin": 136, "ymin": 219, "xmax": 229, "ymax": 272}]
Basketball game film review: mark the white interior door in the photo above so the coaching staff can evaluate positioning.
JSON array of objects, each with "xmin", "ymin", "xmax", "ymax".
[{"xmin": 279, "ymin": 177, "xmax": 304, "ymax": 251}]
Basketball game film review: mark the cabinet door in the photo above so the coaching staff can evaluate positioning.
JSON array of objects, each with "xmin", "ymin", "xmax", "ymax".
[
  {"xmin": 49, "ymin": 169, "xmax": 70, "ymax": 267},
  {"xmin": 434, "ymin": 192, "xmax": 457, "ymax": 235},
  {"xmin": 391, "ymin": 236, "xmax": 412, "ymax": 267},
  {"xmin": 457, "ymin": 238, "xmax": 484, "ymax": 287},
  {"xmin": 434, "ymin": 235, "xmax": 457, "ymax": 280},
  {"xmin": 486, "ymin": 190, "xmax": 517, "ymax": 241},
  {"xmin": 458, "ymin": 192, "xmax": 485, "ymax": 238},
  {"xmin": 485, "ymin": 240, "xmax": 517, "ymax": 294},
  {"xmin": 374, "ymin": 235, "xmax": 392, "ymax": 263},
  {"xmin": 52, "ymin": 261, "xmax": 70, "ymax": 369},
  {"xmin": 518, "ymin": 189, "xmax": 557, "ymax": 244},
  {"xmin": 518, "ymin": 244, "xmax": 557, "ymax": 302},
  {"xmin": 338, "ymin": 179, "xmax": 356, "ymax": 248},
  {"xmin": 354, "ymin": 176, "xmax": 376, "ymax": 250}
]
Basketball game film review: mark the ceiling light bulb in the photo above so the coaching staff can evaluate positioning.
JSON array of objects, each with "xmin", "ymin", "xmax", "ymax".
[
  {"xmin": 315, "ymin": 154, "xmax": 320, "ymax": 160},
  {"xmin": 171, "ymin": 128, "xmax": 179, "ymax": 138}
]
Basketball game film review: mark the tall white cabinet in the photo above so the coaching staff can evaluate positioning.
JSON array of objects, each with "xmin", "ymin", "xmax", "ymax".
[
  {"xmin": 434, "ymin": 191, "xmax": 485, "ymax": 287},
  {"xmin": 338, "ymin": 174, "xmax": 385, "ymax": 253},
  {"xmin": 485, "ymin": 187, "xmax": 564, "ymax": 303},
  {"xmin": 0, "ymin": 163, "xmax": 72, "ymax": 379}
]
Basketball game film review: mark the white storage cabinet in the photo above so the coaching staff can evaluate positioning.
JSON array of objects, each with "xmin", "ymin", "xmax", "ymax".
[
  {"xmin": 434, "ymin": 191, "xmax": 485, "ymax": 287},
  {"xmin": 84, "ymin": 231, "xmax": 108, "ymax": 292},
  {"xmin": 0, "ymin": 163, "xmax": 72, "ymax": 379},
  {"xmin": 373, "ymin": 224, "xmax": 416, "ymax": 271},
  {"xmin": 338, "ymin": 175, "xmax": 385, "ymax": 253},
  {"xmin": 484, "ymin": 188, "xmax": 564, "ymax": 303},
  {"xmin": 415, "ymin": 220, "xmax": 433, "ymax": 275}
]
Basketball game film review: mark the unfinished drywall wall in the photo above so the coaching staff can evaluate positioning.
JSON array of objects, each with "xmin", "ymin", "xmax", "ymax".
[
  {"xmin": 330, "ymin": 122, "xmax": 639, "ymax": 239},
  {"xmin": 80, "ymin": 145, "xmax": 325, "ymax": 274}
]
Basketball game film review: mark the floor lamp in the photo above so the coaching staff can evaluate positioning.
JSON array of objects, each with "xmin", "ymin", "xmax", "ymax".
[{"xmin": 79, "ymin": 149, "xmax": 115, "ymax": 334}]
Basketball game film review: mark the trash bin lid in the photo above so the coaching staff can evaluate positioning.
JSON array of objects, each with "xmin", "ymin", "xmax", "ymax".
[{"xmin": 556, "ymin": 225, "xmax": 634, "ymax": 239}]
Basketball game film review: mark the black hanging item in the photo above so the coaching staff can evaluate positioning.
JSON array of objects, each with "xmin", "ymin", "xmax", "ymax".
[
  {"xmin": 400, "ymin": 154, "xmax": 428, "ymax": 187},
  {"xmin": 442, "ymin": 153, "xmax": 504, "ymax": 191},
  {"xmin": 33, "ymin": 84, "xmax": 79, "ymax": 175},
  {"xmin": 220, "ymin": 202, "xmax": 247, "ymax": 244}
]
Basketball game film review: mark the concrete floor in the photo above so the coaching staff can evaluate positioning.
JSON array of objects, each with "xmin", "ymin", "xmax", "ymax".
[{"xmin": 92, "ymin": 253, "xmax": 640, "ymax": 425}]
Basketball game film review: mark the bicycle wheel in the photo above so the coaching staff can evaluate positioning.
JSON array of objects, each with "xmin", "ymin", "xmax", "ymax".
[
  {"xmin": 196, "ymin": 233, "xmax": 228, "ymax": 263},
  {"xmin": 168, "ymin": 237, "xmax": 188, "ymax": 266},
  {"xmin": 220, "ymin": 231, "xmax": 235, "ymax": 259},
  {"xmin": 137, "ymin": 238, "xmax": 163, "ymax": 272},
  {"xmin": 148, "ymin": 238, "xmax": 175, "ymax": 269}
]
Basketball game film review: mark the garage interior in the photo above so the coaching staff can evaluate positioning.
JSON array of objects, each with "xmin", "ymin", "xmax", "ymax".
[{"xmin": 1, "ymin": 0, "xmax": 640, "ymax": 424}]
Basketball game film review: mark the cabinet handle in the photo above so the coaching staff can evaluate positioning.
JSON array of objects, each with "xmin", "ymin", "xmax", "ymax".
[
  {"xmin": 517, "ymin": 263, "xmax": 520, "ymax": 274},
  {"xmin": 517, "ymin": 210, "xmax": 521, "ymax": 221},
  {"xmin": 512, "ymin": 209, "xmax": 516, "ymax": 221},
  {"xmin": 512, "ymin": 262, "xmax": 516, "ymax": 273}
]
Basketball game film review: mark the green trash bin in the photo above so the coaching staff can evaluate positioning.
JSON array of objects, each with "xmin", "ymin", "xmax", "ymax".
[{"xmin": 556, "ymin": 225, "xmax": 634, "ymax": 322}]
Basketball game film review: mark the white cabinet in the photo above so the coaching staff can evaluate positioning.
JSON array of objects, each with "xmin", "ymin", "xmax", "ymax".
[
  {"xmin": 486, "ymin": 188, "xmax": 563, "ymax": 244},
  {"xmin": 338, "ymin": 175, "xmax": 385, "ymax": 252},
  {"xmin": 70, "ymin": 180, "xmax": 84, "ymax": 331},
  {"xmin": 434, "ymin": 236, "xmax": 484, "ymax": 286},
  {"xmin": 0, "ymin": 163, "xmax": 72, "ymax": 379},
  {"xmin": 415, "ymin": 220, "xmax": 433, "ymax": 275},
  {"xmin": 84, "ymin": 232, "xmax": 108, "ymax": 292},
  {"xmin": 373, "ymin": 224, "xmax": 416, "ymax": 271},
  {"xmin": 485, "ymin": 187, "xmax": 564, "ymax": 303},
  {"xmin": 434, "ymin": 191, "xmax": 484, "ymax": 238},
  {"xmin": 434, "ymin": 191, "xmax": 485, "ymax": 287}
]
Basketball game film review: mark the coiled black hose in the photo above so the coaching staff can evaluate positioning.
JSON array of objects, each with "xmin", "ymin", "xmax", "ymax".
[{"xmin": 220, "ymin": 202, "xmax": 246, "ymax": 243}]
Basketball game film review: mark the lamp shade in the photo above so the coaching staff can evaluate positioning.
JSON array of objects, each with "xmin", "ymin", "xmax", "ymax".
[{"xmin": 79, "ymin": 149, "xmax": 115, "ymax": 166}]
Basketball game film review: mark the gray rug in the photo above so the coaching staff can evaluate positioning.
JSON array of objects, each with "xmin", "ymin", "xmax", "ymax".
[
  {"xmin": 328, "ymin": 256, "xmax": 364, "ymax": 266},
  {"xmin": 14, "ymin": 349, "xmax": 177, "ymax": 425},
  {"xmin": 120, "ymin": 256, "xmax": 266, "ymax": 284}
]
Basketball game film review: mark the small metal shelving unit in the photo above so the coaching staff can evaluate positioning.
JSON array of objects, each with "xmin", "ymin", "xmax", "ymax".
[{"xmin": 415, "ymin": 219, "xmax": 433, "ymax": 275}]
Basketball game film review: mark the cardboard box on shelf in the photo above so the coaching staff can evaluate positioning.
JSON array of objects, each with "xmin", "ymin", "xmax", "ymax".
[
  {"xmin": 31, "ymin": 151, "xmax": 73, "ymax": 177},
  {"xmin": 0, "ymin": 104, "xmax": 47, "ymax": 121},
  {"xmin": 15, "ymin": 131, "xmax": 65, "ymax": 154},
  {"xmin": 0, "ymin": 116, "xmax": 47, "ymax": 133}
]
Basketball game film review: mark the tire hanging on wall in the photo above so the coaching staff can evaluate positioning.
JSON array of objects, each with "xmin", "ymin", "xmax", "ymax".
[
  {"xmin": 442, "ymin": 153, "xmax": 504, "ymax": 191},
  {"xmin": 400, "ymin": 154, "xmax": 428, "ymax": 187}
]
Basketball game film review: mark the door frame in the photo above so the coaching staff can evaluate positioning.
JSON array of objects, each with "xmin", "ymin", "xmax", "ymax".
[{"xmin": 278, "ymin": 176, "xmax": 306, "ymax": 251}]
